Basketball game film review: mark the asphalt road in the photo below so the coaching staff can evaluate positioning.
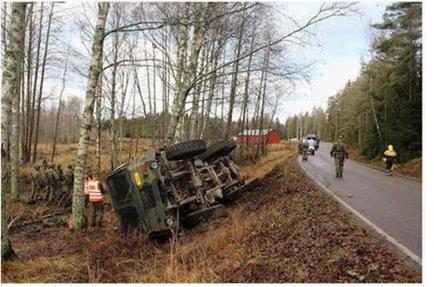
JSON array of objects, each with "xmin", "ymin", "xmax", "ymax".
[{"xmin": 299, "ymin": 142, "xmax": 422, "ymax": 260}]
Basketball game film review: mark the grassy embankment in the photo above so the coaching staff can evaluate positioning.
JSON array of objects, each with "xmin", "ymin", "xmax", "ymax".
[
  {"xmin": 346, "ymin": 145, "xmax": 421, "ymax": 179},
  {"xmin": 2, "ymin": 142, "xmax": 420, "ymax": 283}
]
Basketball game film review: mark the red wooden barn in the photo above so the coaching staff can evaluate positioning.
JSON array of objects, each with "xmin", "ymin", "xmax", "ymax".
[{"xmin": 237, "ymin": 129, "xmax": 281, "ymax": 144}]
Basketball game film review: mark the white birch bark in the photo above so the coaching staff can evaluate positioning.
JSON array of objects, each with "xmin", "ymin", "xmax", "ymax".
[{"xmin": 72, "ymin": 3, "xmax": 109, "ymax": 231}]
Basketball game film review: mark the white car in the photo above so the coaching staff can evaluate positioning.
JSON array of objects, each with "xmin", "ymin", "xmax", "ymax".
[{"xmin": 304, "ymin": 134, "xmax": 319, "ymax": 155}]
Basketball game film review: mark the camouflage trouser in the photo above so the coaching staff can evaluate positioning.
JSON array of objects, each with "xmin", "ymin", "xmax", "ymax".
[
  {"xmin": 335, "ymin": 157, "xmax": 345, "ymax": 173},
  {"xmin": 31, "ymin": 181, "xmax": 40, "ymax": 201},
  {"xmin": 91, "ymin": 203, "xmax": 104, "ymax": 226},
  {"xmin": 302, "ymin": 150, "xmax": 308, "ymax": 161},
  {"xmin": 46, "ymin": 184, "xmax": 56, "ymax": 201},
  {"xmin": 43, "ymin": 183, "xmax": 52, "ymax": 201},
  {"xmin": 49, "ymin": 184, "xmax": 58, "ymax": 202}
]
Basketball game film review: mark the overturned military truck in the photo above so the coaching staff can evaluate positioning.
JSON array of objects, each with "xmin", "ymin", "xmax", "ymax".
[{"xmin": 106, "ymin": 139, "xmax": 258, "ymax": 239}]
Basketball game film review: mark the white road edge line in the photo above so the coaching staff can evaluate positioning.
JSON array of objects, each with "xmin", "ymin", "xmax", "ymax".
[{"xmin": 298, "ymin": 158, "xmax": 422, "ymax": 267}]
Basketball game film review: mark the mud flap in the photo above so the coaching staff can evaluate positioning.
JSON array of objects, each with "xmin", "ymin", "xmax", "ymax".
[{"xmin": 223, "ymin": 178, "xmax": 260, "ymax": 203}]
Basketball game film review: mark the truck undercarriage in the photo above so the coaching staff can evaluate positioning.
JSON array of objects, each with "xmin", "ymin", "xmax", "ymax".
[{"xmin": 106, "ymin": 139, "xmax": 258, "ymax": 240}]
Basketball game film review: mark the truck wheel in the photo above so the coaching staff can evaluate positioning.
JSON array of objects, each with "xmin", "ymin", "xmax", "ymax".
[
  {"xmin": 165, "ymin": 139, "xmax": 206, "ymax": 161},
  {"xmin": 198, "ymin": 140, "xmax": 237, "ymax": 161}
]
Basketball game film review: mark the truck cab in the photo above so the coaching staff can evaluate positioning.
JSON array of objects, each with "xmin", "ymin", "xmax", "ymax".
[{"xmin": 106, "ymin": 151, "xmax": 177, "ymax": 239}]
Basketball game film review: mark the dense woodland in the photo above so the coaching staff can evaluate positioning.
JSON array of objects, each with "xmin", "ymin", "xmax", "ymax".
[{"xmin": 285, "ymin": 3, "xmax": 422, "ymax": 162}]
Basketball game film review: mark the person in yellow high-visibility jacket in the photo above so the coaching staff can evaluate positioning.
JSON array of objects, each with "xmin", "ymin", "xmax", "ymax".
[{"xmin": 383, "ymin": 145, "xmax": 398, "ymax": 176}]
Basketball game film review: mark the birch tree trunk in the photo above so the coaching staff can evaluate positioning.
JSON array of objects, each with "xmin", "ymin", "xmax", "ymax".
[
  {"xmin": 134, "ymin": 65, "xmax": 147, "ymax": 116},
  {"xmin": 23, "ymin": 3, "xmax": 34, "ymax": 162},
  {"xmin": 239, "ymin": 24, "xmax": 257, "ymax": 156},
  {"xmin": 129, "ymin": 82, "xmax": 136, "ymax": 161},
  {"xmin": 117, "ymin": 71, "xmax": 130, "ymax": 162},
  {"xmin": 51, "ymin": 46, "xmax": 70, "ymax": 162},
  {"xmin": 165, "ymin": 3, "xmax": 190, "ymax": 144},
  {"xmin": 152, "ymin": 43, "xmax": 157, "ymax": 147},
  {"xmin": 197, "ymin": 46, "xmax": 211, "ymax": 138},
  {"xmin": 189, "ymin": 47, "xmax": 206, "ymax": 139},
  {"xmin": 225, "ymin": 7, "xmax": 246, "ymax": 139},
  {"xmin": 199, "ymin": 38, "xmax": 220, "ymax": 138},
  {"xmin": 32, "ymin": 3, "xmax": 54, "ymax": 163},
  {"xmin": 258, "ymin": 46, "xmax": 270, "ymax": 157},
  {"xmin": 11, "ymin": 24, "xmax": 25, "ymax": 200},
  {"xmin": 95, "ymin": 72, "xmax": 102, "ymax": 177},
  {"xmin": 168, "ymin": 3, "xmax": 208, "ymax": 144},
  {"xmin": 27, "ymin": 3, "xmax": 43, "ymax": 162},
  {"xmin": 109, "ymin": 18, "xmax": 120, "ymax": 170},
  {"xmin": 72, "ymin": 2, "xmax": 109, "ymax": 231},
  {"xmin": 1, "ymin": 2, "xmax": 26, "ymax": 260},
  {"xmin": 240, "ymin": 22, "xmax": 257, "ymax": 136}
]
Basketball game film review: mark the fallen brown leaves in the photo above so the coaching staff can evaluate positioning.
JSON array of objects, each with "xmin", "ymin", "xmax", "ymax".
[
  {"xmin": 2, "ymin": 152, "xmax": 421, "ymax": 283},
  {"xmin": 215, "ymin": 157, "xmax": 420, "ymax": 283}
]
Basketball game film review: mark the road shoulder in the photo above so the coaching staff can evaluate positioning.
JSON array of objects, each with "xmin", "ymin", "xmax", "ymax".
[{"xmin": 297, "ymin": 156, "xmax": 422, "ymax": 273}]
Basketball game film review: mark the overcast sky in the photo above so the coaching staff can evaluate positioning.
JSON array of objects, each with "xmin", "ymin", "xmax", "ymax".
[
  {"xmin": 45, "ymin": 1, "xmax": 390, "ymax": 122},
  {"xmin": 276, "ymin": 1, "xmax": 389, "ymax": 119}
]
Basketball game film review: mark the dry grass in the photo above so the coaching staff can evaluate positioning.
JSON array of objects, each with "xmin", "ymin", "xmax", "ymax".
[
  {"xmin": 2, "ymin": 141, "xmax": 421, "ymax": 283},
  {"xmin": 19, "ymin": 137, "xmax": 153, "ymax": 186},
  {"xmin": 398, "ymin": 157, "xmax": 422, "ymax": 179},
  {"xmin": 238, "ymin": 141, "xmax": 297, "ymax": 180}
]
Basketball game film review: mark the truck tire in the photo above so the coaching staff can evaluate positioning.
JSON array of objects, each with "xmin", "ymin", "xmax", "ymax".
[
  {"xmin": 198, "ymin": 140, "xmax": 237, "ymax": 161},
  {"xmin": 165, "ymin": 139, "xmax": 206, "ymax": 161}
]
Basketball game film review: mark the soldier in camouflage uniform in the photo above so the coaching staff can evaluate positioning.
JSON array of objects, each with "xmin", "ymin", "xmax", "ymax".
[
  {"xmin": 330, "ymin": 136, "xmax": 349, "ymax": 178},
  {"xmin": 38, "ymin": 162, "xmax": 48, "ymax": 200},
  {"xmin": 300, "ymin": 139, "xmax": 309, "ymax": 161},
  {"xmin": 64, "ymin": 165, "xmax": 74, "ymax": 192},
  {"xmin": 45, "ymin": 164, "xmax": 55, "ymax": 201},
  {"xmin": 53, "ymin": 164, "xmax": 64, "ymax": 200},
  {"xmin": 30, "ymin": 165, "xmax": 42, "ymax": 201},
  {"xmin": 41, "ymin": 159, "xmax": 48, "ymax": 170}
]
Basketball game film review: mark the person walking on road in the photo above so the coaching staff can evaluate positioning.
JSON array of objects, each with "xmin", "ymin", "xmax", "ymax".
[
  {"xmin": 299, "ymin": 139, "xmax": 309, "ymax": 161},
  {"xmin": 383, "ymin": 145, "xmax": 398, "ymax": 176},
  {"xmin": 330, "ymin": 136, "xmax": 349, "ymax": 178}
]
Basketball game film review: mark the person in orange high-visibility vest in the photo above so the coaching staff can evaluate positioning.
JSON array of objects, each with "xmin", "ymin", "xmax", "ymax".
[{"xmin": 87, "ymin": 178, "xmax": 105, "ymax": 227}]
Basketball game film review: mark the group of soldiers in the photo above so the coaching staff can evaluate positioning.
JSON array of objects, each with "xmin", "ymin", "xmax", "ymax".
[
  {"xmin": 30, "ymin": 160, "xmax": 106, "ymax": 227},
  {"xmin": 30, "ymin": 159, "xmax": 74, "ymax": 203}
]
